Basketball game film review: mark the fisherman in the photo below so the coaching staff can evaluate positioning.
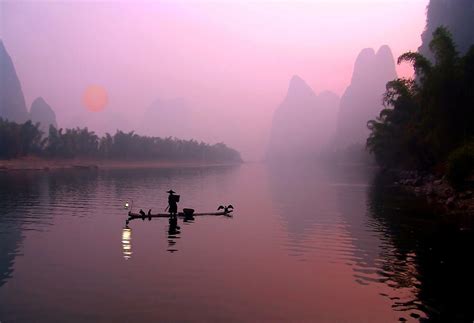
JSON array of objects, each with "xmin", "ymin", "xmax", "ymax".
[{"xmin": 166, "ymin": 190, "xmax": 179, "ymax": 218}]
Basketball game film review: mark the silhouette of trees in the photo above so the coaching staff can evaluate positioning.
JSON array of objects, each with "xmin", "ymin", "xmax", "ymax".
[
  {"xmin": 0, "ymin": 119, "xmax": 242, "ymax": 163},
  {"xmin": 96, "ymin": 130, "xmax": 242, "ymax": 162},
  {"xmin": 367, "ymin": 27, "xmax": 474, "ymax": 183},
  {"xmin": 45, "ymin": 126, "xmax": 99, "ymax": 157},
  {"xmin": 420, "ymin": 0, "xmax": 474, "ymax": 59},
  {"xmin": 0, "ymin": 119, "xmax": 43, "ymax": 158}
]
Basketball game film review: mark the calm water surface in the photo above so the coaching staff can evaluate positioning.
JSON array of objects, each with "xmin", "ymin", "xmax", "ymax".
[{"xmin": 0, "ymin": 163, "xmax": 473, "ymax": 322}]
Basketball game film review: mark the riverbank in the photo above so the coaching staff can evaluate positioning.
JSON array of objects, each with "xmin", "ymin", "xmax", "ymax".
[
  {"xmin": 392, "ymin": 169, "xmax": 474, "ymax": 216},
  {"xmin": 0, "ymin": 156, "xmax": 242, "ymax": 171}
]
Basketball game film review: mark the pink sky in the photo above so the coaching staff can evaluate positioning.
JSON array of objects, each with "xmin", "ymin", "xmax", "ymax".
[{"xmin": 0, "ymin": 0, "xmax": 428, "ymax": 160}]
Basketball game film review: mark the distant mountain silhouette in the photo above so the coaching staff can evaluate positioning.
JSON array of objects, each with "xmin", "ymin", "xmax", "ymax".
[
  {"xmin": 29, "ymin": 97, "xmax": 57, "ymax": 133},
  {"xmin": 266, "ymin": 75, "xmax": 340, "ymax": 160},
  {"xmin": 0, "ymin": 40, "xmax": 29, "ymax": 123},
  {"xmin": 335, "ymin": 45, "xmax": 397, "ymax": 148},
  {"xmin": 419, "ymin": 0, "xmax": 474, "ymax": 59},
  {"xmin": 141, "ymin": 98, "xmax": 194, "ymax": 139}
]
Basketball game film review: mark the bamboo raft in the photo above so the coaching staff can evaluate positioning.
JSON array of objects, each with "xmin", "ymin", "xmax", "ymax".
[
  {"xmin": 125, "ymin": 202, "xmax": 234, "ymax": 224},
  {"xmin": 127, "ymin": 210, "xmax": 232, "ymax": 219}
]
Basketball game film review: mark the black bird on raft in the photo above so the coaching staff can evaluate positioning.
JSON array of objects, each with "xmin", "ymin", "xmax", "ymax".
[{"xmin": 218, "ymin": 205, "xmax": 234, "ymax": 213}]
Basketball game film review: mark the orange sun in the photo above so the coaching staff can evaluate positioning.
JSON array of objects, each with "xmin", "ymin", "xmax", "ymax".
[{"xmin": 82, "ymin": 85, "xmax": 108, "ymax": 112}]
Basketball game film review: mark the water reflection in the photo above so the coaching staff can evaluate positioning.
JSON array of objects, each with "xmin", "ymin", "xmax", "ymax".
[
  {"xmin": 266, "ymin": 163, "xmax": 340, "ymax": 259},
  {"xmin": 1, "ymin": 166, "xmax": 239, "ymax": 284},
  {"xmin": 267, "ymin": 163, "xmax": 474, "ymax": 321},
  {"xmin": 0, "ymin": 172, "xmax": 54, "ymax": 286},
  {"xmin": 267, "ymin": 163, "xmax": 376, "ymax": 262},
  {"xmin": 365, "ymin": 173, "xmax": 474, "ymax": 322},
  {"xmin": 1, "ymin": 164, "xmax": 473, "ymax": 322},
  {"xmin": 0, "ymin": 165, "xmax": 243, "ymax": 322},
  {"xmin": 121, "ymin": 226, "xmax": 132, "ymax": 260},
  {"xmin": 167, "ymin": 216, "xmax": 181, "ymax": 253},
  {"xmin": 0, "ymin": 227, "xmax": 22, "ymax": 287},
  {"xmin": 124, "ymin": 214, "xmax": 199, "ymax": 253}
]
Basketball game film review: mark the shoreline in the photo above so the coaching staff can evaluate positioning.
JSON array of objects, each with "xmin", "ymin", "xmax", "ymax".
[
  {"xmin": 390, "ymin": 169, "xmax": 474, "ymax": 217},
  {"xmin": 0, "ymin": 157, "xmax": 242, "ymax": 171}
]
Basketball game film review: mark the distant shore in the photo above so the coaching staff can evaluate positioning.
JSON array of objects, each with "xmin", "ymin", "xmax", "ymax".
[{"xmin": 0, "ymin": 156, "xmax": 242, "ymax": 171}]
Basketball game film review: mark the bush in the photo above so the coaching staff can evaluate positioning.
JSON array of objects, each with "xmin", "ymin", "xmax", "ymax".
[{"xmin": 446, "ymin": 141, "xmax": 474, "ymax": 187}]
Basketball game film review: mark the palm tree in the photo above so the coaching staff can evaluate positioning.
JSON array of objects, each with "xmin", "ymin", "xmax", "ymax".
[{"xmin": 367, "ymin": 26, "xmax": 474, "ymax": 169}]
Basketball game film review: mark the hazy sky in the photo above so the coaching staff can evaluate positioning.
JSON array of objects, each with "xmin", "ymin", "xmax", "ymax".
[{"xmin": 0, "ymin": 0, "xmax": 428, "ymax": 160}]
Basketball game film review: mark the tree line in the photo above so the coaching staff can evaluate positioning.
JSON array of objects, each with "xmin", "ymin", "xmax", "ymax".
[
  {"xmin": 367, "ymin": 27, "xmax": 474, "ymax": 186},
  {"xmin": 0, "ymin": 119, "xmax": 242, "ymax": 163}
]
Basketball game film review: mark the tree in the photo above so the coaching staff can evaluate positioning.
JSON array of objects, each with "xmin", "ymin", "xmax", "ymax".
[{"xmin": 367, "ymin": 26, "xmax": 474, "ymax": 174}]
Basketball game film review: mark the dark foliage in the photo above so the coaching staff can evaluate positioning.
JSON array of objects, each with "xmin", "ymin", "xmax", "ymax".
[
  {"xmin": 420, "ymin": 0, "xmax": 474, "ymax": 59},
  {"xmin": 367, "ymin": 27, "xmax": 474, "ymax": 182},
  {"xmin": 0, "ymin": 119, "xmax": 242, "ymax": 163},
  {"xmin": 0, "ymin": 119, "xmax": 43, "ymax": 158},
  {"xmin": 446, "ymin": 142, "xmax": 474, "ymax": 188}
]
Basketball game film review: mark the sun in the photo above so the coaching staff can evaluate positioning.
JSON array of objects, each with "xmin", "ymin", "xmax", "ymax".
[{"xmin": 82, "ymin": 85, "xmax": 108, "ymax": 112}]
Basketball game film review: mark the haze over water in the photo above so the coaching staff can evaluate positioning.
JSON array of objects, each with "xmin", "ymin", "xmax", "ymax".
[
  {"xmin": 2, "ymin": 1, "xmax": 474, "ymax": 322},
  {"xmin": 0, "ymin": 0, "xmax": 428, "ymax": 159},
  {"xmin": 1, "ymin": 164, "xmax": 472, "ymax": 322}
]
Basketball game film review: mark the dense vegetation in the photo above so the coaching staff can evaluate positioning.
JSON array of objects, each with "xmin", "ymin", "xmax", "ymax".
[
  {"xmin": 420, "ymin": 0, "xmax": 474, "ymax": 58},
  {"xmin": 367, "ymin": 27, "xmax": 474, "ymax": 185},
  {"xmin": 0, "ymin": 119, "xmax": 242, "ymax": 163}
]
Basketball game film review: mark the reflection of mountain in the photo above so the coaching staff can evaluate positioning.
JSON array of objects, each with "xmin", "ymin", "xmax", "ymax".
[
  {"xmin": 0, "ymin": 165, "xmax": 240, "ymax": 289},
  {"xmin": 335, "ymin": 46, "xmax": 397, "ymax": 148},
  {"xmin": 266, "ymin": 163, "xmax": 339, "ymax": 244},
  {"xmin": 0, "ymin": 224, "xmax": 22, "ymax": 287},
  {"xmin": 0, "ymin": 40, "xmax": 29, "ymax": 123},
  {"xmin": 267, "ymin": 76, "xmax": 340, "ymax": 160},
  {"xmin": 0, "ymin": 173, "xmax": 45, "ymax": 286},
  {"xmin": 334, "ymin": 173, "xmax": 430, "ymax": 320},
  {"xmin": 332, "ymin": 166, "xmax": 380, "ymax": 270},
  {"xmin": 268, "ymin": 163, "xmax": 474, "ymax": 320},
  {"xmin": 0, "ymin": 171, "xmax": 100, "ymax": 288}
]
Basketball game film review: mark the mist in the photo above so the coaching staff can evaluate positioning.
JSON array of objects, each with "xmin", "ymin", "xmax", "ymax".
[
  {"xmin": 3, "ymin": 1, "xmax": 474, "ymax": 321},
  {"xmin": 0, "ymin": 0, "xmax": 428, "ymax": 160}
]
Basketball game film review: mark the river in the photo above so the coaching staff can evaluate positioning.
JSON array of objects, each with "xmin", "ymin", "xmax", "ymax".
[{"xmin": 0, "ymin": 163, "xmax": 473, "ymax": 322}]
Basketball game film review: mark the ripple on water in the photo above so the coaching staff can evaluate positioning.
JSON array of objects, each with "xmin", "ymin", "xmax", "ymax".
[{"xmin": 1, "ymin": 166, "xmax": 473, "ymax": 322}]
